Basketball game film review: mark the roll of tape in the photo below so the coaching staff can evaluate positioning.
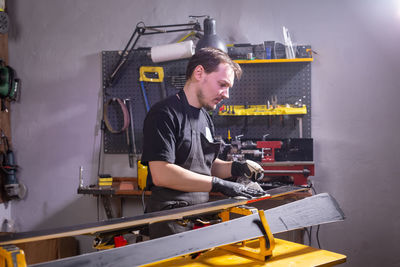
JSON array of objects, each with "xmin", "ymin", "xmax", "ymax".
[{"xmin": 151, "ymin": 40, "xmax": 194, "ymax": 63}]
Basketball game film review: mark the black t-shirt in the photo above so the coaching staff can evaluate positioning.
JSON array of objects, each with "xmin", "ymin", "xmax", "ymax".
[{"xmin": 141, "ymin": 91, "xmax": 215, "ymax": 184}]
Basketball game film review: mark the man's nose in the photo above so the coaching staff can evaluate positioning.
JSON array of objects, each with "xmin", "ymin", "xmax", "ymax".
[{"xmin": 221, "ymin": 88, "xmax": 229, "ymax": 99}]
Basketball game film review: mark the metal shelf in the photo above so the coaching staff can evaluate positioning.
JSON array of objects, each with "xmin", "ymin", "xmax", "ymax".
[{"xmin": 218, "ymin": 105, "xmax": 307, "ymax": 116}]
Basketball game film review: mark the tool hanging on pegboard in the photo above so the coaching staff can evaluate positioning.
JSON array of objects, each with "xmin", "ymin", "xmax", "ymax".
[
  {"xmin": 0, "ymin": 60, "xmax": 20, "ymax": 112},
  {"xmin": 139, "ymin": 66, "xmax": 167, "ymax": 113},
  {"xmin": 102, "ymin": 97, "xmax": 139, "ymax": 167},
  {"xmin": 0, "ymin": 0, "xmax": 9, "ymax": 34},
  {"xmin": 103, "ymin": 98, "xmax": 130, "ymax": 134},
  {"xmin": 125, "ymin": 99, "xmax": 137, "ymax": 167},
  {"xmin": 0, "ymin": 130, "xmax": 26, "ymax": 200}
]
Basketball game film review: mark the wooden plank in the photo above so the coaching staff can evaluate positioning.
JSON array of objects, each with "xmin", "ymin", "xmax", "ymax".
[{"xmin": 0, "ymin": 186, "xmax": 307, "ymax": 245}]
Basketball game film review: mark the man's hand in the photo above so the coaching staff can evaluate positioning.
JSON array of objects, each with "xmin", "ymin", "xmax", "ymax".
[
  {"xmin": 231, "ymin": 160, "xmax": 264, "ymax": 181},
  {"xmin": 211, "ymin": 177, "xmax": 265, "ymax": 198}
]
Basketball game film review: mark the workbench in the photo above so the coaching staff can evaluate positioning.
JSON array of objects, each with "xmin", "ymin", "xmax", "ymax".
[
  {"xmin": 144, "ymin": 238, "xmax": 346, "ymax": 267},
  {"xmin": 77, "ymin": 177, "xmax": 148, "ymax": 219}
]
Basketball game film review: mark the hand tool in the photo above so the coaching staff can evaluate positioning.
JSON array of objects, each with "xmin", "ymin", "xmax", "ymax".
[
  {"xmin": 103, "ymin": 98, "xmax": 130, "ymax": 133},
  {"xmin": 0, "ymin": 61, "xmax": 20, "ymax": 112},
  {"xmin": 139, "ymin": 66, "xmax": 167, "ymax": 113},
  {"xmin": 0, "ymin": 3, "xmax": 9, "ymax": 34},
  {"xmin": 137, "ymin": 160, "xmax": 148, "ymax": 191},
  {"xmin": 124, "ymin": 99, "xmax": 137, "ymax": 167},
  {"xmin": 0, "ymin": 130, "xmax": 26, "ymax": 200},
  {"xmin": 283, "ymin": 26, "xmax": 295, "ymax": 59},
  {"xmin": 139, "ymin": 66, "xmax": 167, "ymax": 99},
  {"xmin": 270, "ymin": 95, "xmax": 278, "ymax": 109},
  {"xmin": 271, "ymin": 95, "xmax": 285, "ymax": 126},
  {"xmin": 138, "ymin": 68, "xmax": 151, "ymax": 113},
  {"xmin": 227, "ymin": 129, "xmax": 232, "ymax": 143},
  {"xmin": 271, "ymin": 95, "xmax": 278, "ymax": 124},
  {"xmin": 297, "ymin": 117, "xmax": 303, "ymax": 138},
  {"xmin": 78, "ymin": 166, "xmax": 84, "ymax": 188}
]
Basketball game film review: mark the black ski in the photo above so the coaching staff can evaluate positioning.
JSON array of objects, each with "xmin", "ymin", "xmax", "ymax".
[
  {"xmin": 0, "ymin": 185, "xmax": 306, "ymax": 245},
  {"xmin": 31, "ymin": 193, "xmax": 344, "ymax": 267}
]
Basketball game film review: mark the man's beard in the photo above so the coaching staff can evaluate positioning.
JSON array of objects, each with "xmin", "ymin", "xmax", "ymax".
[{"xmin": 197, "ymin": 90, "xmax": 215, "ymax": 111}]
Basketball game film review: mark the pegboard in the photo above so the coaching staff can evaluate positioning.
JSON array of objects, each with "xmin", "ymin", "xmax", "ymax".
[
  {"xmin": 102, "ymin": 50, "xmax": 312, "ymax": 154},
  {"xmin": 212, "ymin": 62, "xmax": 312, "ymax": 140},
  {"xmin": 102, "ymin": 49, "xmax": 188, "ymax": 154}
]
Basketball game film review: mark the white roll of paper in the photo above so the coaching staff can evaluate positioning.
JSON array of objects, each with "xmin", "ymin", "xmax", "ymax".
[{"xmin": 151, "ymin": 40, "xmax": 194, "ymax": 63}]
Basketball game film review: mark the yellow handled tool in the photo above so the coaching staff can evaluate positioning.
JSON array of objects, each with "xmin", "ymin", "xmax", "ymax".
[
  {"xmin": 137, "ymin": 161, "xmax": 148, "ymax": 191},
  {"xmin": 139, "ymin": 66, "xmax": 164, "ymax": 83},
  {"xmin": 139, "ymin": 66, "xmax": 167, "ymax": 100}
]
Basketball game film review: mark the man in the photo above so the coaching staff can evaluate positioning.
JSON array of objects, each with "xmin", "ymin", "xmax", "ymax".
[{"xmin": 141, "ymin": 47, "xmax": 265, "ymax": 238}]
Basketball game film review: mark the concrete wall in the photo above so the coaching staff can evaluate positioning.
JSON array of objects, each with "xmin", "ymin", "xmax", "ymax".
[{"xmin": 3, "ymin": 0, "xmax": 400, "ymax": 266}]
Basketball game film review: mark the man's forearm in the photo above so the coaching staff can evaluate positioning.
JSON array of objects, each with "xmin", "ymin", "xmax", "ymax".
[
  {"xmin": 149, "ymin": 161, "xmax": 213, "ymax": 192},
  {"xmin": 211, "ymin": 158, "xmax": 233, "ymax": 179}
]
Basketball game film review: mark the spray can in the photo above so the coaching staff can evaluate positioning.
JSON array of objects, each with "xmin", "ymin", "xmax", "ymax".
[{"xmin": 79, "ymin": 166, "xmax": 84, "ymax": 188}]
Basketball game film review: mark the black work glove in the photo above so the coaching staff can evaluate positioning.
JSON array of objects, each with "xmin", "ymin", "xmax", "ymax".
[
  {"xmin": 211, "ymin": 177, "xmax": 266, "ymax": 199},
  {"xmin": 231, "ymin": 160, "xmax": 264, "ymax": 181}
]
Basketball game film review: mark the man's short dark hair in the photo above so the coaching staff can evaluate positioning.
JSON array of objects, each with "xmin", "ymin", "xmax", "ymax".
[{"xmin": 186, "ymin": 47, "xmax": 242, "ymax": 80}]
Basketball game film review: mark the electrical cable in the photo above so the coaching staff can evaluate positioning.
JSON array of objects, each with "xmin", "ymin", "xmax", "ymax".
[
  {"xmin": 310, "ymin": 181, "xmax": 317, "ymax": 195},
  {"xmin": 309, "ymin": 180, "xmax": 322, "ymax": 248},
  {"xmin": 304, "ymin": 227, "xmax": 312, "ymax": 246},
  {"xmin": 141, "ymin": 190, "xmax": 146, "ymax": 213},
  {"xmin": 316, "ymin": 224, "xmax": 321, "ymax": 248}
]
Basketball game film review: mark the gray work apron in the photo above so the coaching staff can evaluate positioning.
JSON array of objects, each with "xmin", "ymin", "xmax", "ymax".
[{"xmin": 148, "ymin": 90, "xmax": 220, "ymax": 239}]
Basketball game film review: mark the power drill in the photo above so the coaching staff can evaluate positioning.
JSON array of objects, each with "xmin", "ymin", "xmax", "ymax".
[{"xmin": 0, "ymin": 130, "xmax": 26, "ymax": 199}]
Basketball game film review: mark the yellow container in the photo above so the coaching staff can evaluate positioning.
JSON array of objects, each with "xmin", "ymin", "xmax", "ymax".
[{"xmin": 137, "ymin": 161, "xmax": 148, "ymax": 190}]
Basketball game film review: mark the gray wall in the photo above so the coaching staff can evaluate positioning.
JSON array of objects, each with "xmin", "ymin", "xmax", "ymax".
[{"xmin": 3, "ymin": 0, "xmax": 400, "ymax": 266}]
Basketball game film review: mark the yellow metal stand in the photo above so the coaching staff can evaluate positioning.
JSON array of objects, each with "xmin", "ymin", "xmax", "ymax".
[
  {"xmin": 146, "ymin": 205, "xmax": 346, "ymax": 266},
  {"xmin": 219, "ymin": 206, "xmax": 275, "ymax": 261},
  {"xmin": 0, "ymin": 245, "xmax": 27, "ymax": 267},
  {"xmin": 145, "ymin": 238, "xmax": 346, "ymax": 267}
]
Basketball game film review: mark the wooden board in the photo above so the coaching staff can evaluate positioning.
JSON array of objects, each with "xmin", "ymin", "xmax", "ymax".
[{"xmin": 0, "ymin": 186, "xmax": 308, "ymax": 245}]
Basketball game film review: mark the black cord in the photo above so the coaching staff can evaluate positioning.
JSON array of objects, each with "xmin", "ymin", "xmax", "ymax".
[
  {"xmin": 309, "ymin": 180, "xmax": 322, "ymax": 248},
  {"xmin": 309, "ymin": 179, "xmax": 317, "ymax": 195},
  {"xmin": 304, "ymin": 227, "xmax": 312, "ymax": 246},
  {"xmin": 311, "ymin": 186, "xmax": 317, "ymax": 195},
  {"xmin": 316, "ymin": 224, "xmax": 321, "ymax": 248}
]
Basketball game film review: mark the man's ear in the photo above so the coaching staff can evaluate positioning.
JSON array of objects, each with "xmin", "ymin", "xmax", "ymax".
[{"xmin": 192, "ymin": 65, "xmax": 205, "ymax": 81}]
